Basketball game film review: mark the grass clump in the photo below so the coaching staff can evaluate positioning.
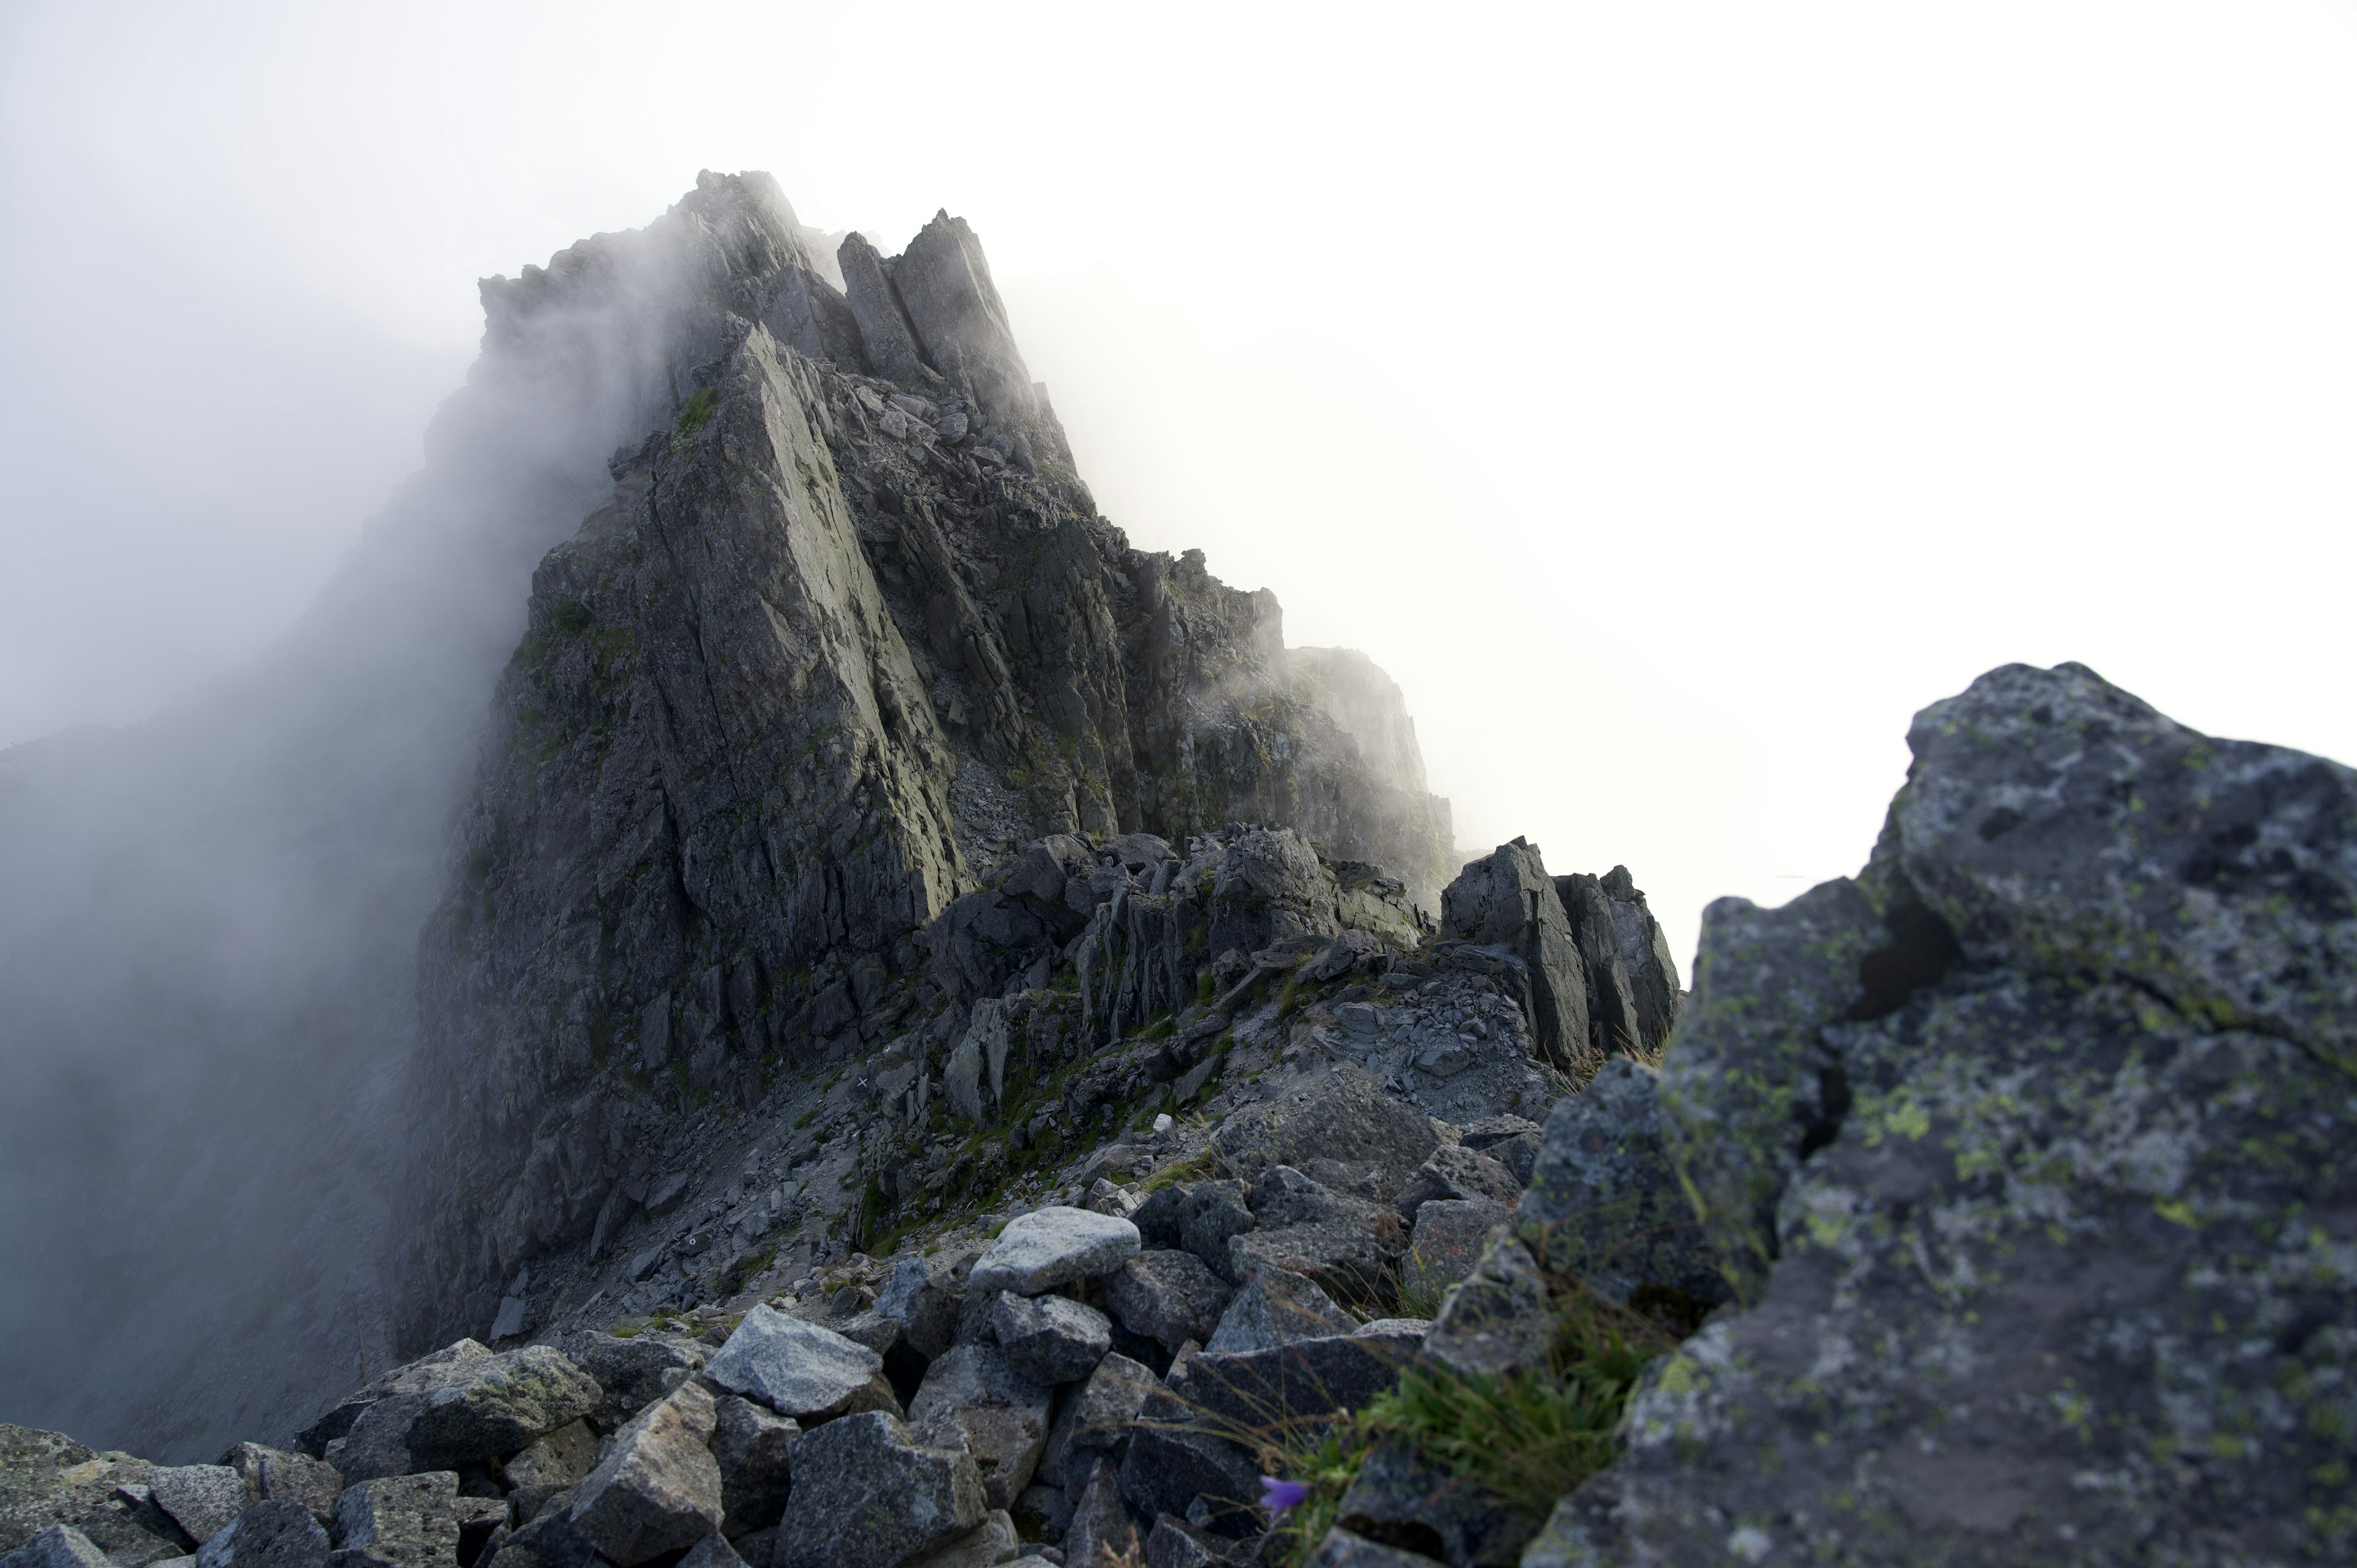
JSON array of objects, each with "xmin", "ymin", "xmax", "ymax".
[
  {"xmin": 675, "ymin": 386, "xmax": 721, "ymax": 440},
  {"xmin": 1135, "ymin": 1143, "xmax": 1216, "ymax": 1196}
]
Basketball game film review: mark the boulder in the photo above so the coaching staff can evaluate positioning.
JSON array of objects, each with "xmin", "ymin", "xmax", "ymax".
[
  {"xmin": 1545, "ymin": 662, "xmax": 2357, "ymax": 1565},
  {"xmin": 1399, "ymin": 1200, "xmax": 1512, "ymax": 1304},
  {"xmin": 194, "ymin": 1502, "xmax": 331, "ymax": 1568},
  {"xmin": 147, "ymin": 1472, "xmax": 250, "ymax": 1550},
  {"xmin": 773, "ymin": 1413, "xmax": 984, "ymax": 1568},
  {"xmin": 66, "ymin": 1486, "xmax": 188, "ymax": 1567},
  {"xmin": 1132, "ymin": 1182, "xmax": 1256, "ymax": 1286},
  {"xmin": 967, "ymin": 1209, "xmax": 1139, "ymax": 1297},
  {"xmin": 1142, "ymin": 1515, "xmax": 1231, "ymax": 1568},
  {"xmin": 706, "ymin": 1397, "xmax": 795, "ymax": 1537},
  {"xmin": 1333, "ymin": 1437, "xmax": 1534, "ymax": 1568},
  {"xmin": 565, "ymin": 1383, "xmax": 722, "ymax": 1567},
  {"xmin": 900, "ymin": 1509, "xmax": 1020, "ymax": 1568},
  {"xmin": 1102, "ymin": 1253, "xmax": 1233, "ymax": 1354},
  {"xmin": 701, "ymin": 1305, "xmax": 899, "ymax": 1421},
  {"xmin": 0, "ymin": 1429, "xmax": 158, "ymax": 1557},
  {"xmin": 1515, "ymin": 1057, "xmax": 1725, "ymax": 1310},
  {"xmin": 474, "ymin": 1507, "xmax": 597, "ymax": 1568},
  {"xmin": 907, "ymin": 1346, "xmax": 1053, "ymax": 1510},
  {"xmin": 875, "ymin": 1255, "xmax": 962, "ymax": 1362},
  {"xmin": 300, "ymin": 1343, "xmax": 494, "ymax": 1457},
  {"xmin": 674, "ymin": 1539, "xmax": 742, "ymax": 1568},
  {"xmin": 988, "ymin": 1292, "xmax": 1112, "ymax": 1386},
  {"xmin": 1210, "ymin": 1069, "xmax": 1438, "ymax": 1198},
  {"xmin": 498, "ymin": 1421, "xmax": 596, "ymax": 1523},
  {"xmin": 220, "ymin": 1449, "xmax": 342, "ymax": 1527},
  {"xmin": 1061, "ymin": 1469, "xmax": 1137, "ymax": 1568},
  {"xmin": 1226, "ymin": 1184, "xmax": 1397, "ymax": 1315},
  {"xmin": 1204, "ymin": 1270, "xmax": 1358, "ymax": 1354},
  {"xmin": 329, "ymin": 1473, "xmax": 459, "ymax": 1568},
  {"xmin": 564, "ymin": 1334, "xmax": 707, "ymax": 1427},
  {"xmin": 1037, "ymin": 1353, "xmax": 1157, "ymax": 1490},
  {"xmin": 1438, "ymin": 841, "xmax": 1589, "ymax": 1075},
  {"xmin": 1117, "ymin": 1390, "xmax": 1260, "ymax": 1541},
  {"xmin": 1, "ymin": 1529, "xmax": 112, "ymax": 1568},
  {"xmin": 1390, "ymin": 1148, "xmax": 1518, "ymax": 1224},
  {"xmin": 1418, "ymin": 1233, "xmax": 1551, "ymax": 1382},
  {"xmin": 331, "ymin": 1349, "xmax": 602, "ymax": 1482}
]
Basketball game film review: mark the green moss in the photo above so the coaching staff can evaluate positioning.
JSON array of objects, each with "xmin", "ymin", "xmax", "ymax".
[
  {"xmin": 675, "ymin": 386, "xmax": 721, "ymax": 440},
  {"xmin": 549, "ymin": 600, "xmax": 594, "ymax": 636}
]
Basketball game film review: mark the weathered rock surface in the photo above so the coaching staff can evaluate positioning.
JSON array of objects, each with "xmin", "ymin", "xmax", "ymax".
[
  {"xmin": 220, "ymin": 1449, "xmax": 341, "ymax": 1527},
  {"xmin": 147, "ymin": 1472, "xmax": 249, "ymax": 1551},
  {"xmin": 1542, "ymin": 663, "xmax": 2357, "ymax": 1566},
  {"xmin": 1204, "ymin": 1268, "xmax": 1359, "ymax": 1353},
  {"xmin": 563, "ymin": 1334, "xmax": 706, "ymax": 1427},
  {"xmin": 327, "ymin": 1348, "xmax": 601, "ymax": 1483},
  {"xmin": 1334, "ymin": 1437, "xmax": 1534, "ymax": 1568},
  {"xmin": 1390, "ymin": 1147, "xmax": 1518, "ymax": 1223},
  {"xmin": 706, "ymin": 1397, "xmax": 795, "ymax": 1538},
  {"xmin": 193, "ymin": 1502, "xmax": 331, "ymax": 1568},
  {"xmin": 967, "ymin": 1209, "xmax": 1139, "ymax": 1297},
  {"xmin": 1400, "ymin": 1199, "xmax": 1512, "ymax": 1302},
  {"xmin": 773, "ymin": 1412, "xmax": 983, "ymax": 1568},
  {"xmin": 330, "ymin": 1473, "xmax": 460, "ymax": 1568},
  {"xmin": 1132, "ymin": 1181, "xmax": 1258, "ymax": 1286},
  {"xmin": 565, "ymin": 1384, "xmax": 722, "ymax": 1566},
  {"xmin": 1439, "ymin": 841, "xmax": 1589, "ymax": 1075},
  {"xmin": 1062, "ymin": 1469, "xmax": 1138, "ymax": 1568},
  {"xmin": 1036, "ymin": 1352, "xmax": 1156, "ymax": 1491},
  {"xmin": 0, "ymin": 1529, "xmax": 114, "ymax": 1568},
  {"xmin": 1418, "ymin": 1232, "xmax": 1550, "ymax": 1382},
  {"xmin": 907, "ymin": 1346, "xmax": 1052, "ymax": 1510},
  {"xmin": 1102, "ymin": 1251, "xmax": 1233, "ymax": 1354},
  {"xmin": 900, "ymin": 1508, "xmax": 1020, "ymax": 1568},
  {"xmin": 988, "ymin": 1292, "xmax": 1111, "ymax": 1386},
  {"xmin": 701, "ymin": 1307, "xmax": 896, "ymax": 1421},
  {"xmin": 1302, "ymin": 1529, "xmax": 1444, "ymax": 1568},
  {"xmin": 1212, "ymin": 1070, "xmax": 1439, "ymax": 1197},
  {"xmin": 0, "ymin": 1429, "xmax": 158, "ymax": 1555}
]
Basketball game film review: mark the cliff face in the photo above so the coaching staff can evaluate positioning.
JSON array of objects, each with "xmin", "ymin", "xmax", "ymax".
[{"xmin": 398, "ymin": 177, "xmax": 1455, "ymax": 1348}]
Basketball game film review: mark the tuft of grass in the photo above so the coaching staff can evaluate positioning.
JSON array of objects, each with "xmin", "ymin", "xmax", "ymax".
[
  {"xmin": 1134, "ymin": 1145, "xmax": 1216, "ymax": 1197},
  {"xmin": 675, "ymin": 386, "xmax": 721, "ymax": 439},
  {"xmin": 1264, "ymin": 1424, "xmax": 1379, "ymax": 1567}
]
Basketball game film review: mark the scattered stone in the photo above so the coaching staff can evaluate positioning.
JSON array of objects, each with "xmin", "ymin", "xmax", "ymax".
[
  {"xmin": 902, "ymin": 1509, "xmax": 1020, "ymax": 1568},
  {"xmin": 1334, "ymin": 1437, "xmax": 1534, "ymax": 1568},
  {"xmin": 907, "ymin": 1346, "xmax": 1052, "ymax": 1510},
  {"xmin": 147, "ymin": 1473, "xmax": 249, "ymax": 1551},
  {"xmin": 773, "ymin": 1413, "xmax": 983, "ymax": 1568},
  {"xmin": 967, "ymin": 1209, "xmax": 1140, "ymax": 1297},
  {"xmin": 706, "ymin": 1397, "xmax": 796, "ymax": 1537},
  {"xmin": 1226, "ymin": 1219, "xmax": 1394, "ymax": 1316},
  {"xmin": 1204, "ymin": 1270, "xmax": 1358, "ymax": 1354},
  {"xmin": 2, "ymin": 1528, "xmax": 113, "ymax": 1568},
  {"xmin": 989, "ymin": 1292, "xmax": 1112, "ymax": 1385},
  {"xmin": 219, "ymin": 1450, "xmax": 341, "ymax": 1527},
  {"xmin": 1103, "ymin": 1253, "xmax": 1233, "ymax": 1354},
  {"xmin": 702, "ymin": 1305, "xmax": 898, "ymax": 1421},
  {"xmin": 1400, "ymin": 1200, "xmax": 1512, "ymax": 1303},
  {"xmin": 192, "ymin": 1504, "xmax": 330, "ymax": 1568},
  {"xmin": 1419, "ymin": 1232, "xmax": 1551, "ymax": 1382},
  {"xmin": 565, "ymin": 1385, "xmax": 722, "ymax": 1566},
  {"xmin": 1037, "ymin": 1353, "xmax": 1156, "ymax": 1490},
  {"xmin": 330, "ymin": 1473, "xmax": 460, "ymax": 1568}
]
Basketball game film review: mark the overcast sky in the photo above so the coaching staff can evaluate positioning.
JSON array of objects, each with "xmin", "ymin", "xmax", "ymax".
[{"xmin": 4, "ymin": 0, "xmax": 2353, "ymax": 965}]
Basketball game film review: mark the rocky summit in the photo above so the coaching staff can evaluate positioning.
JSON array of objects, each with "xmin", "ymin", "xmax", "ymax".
[{"xmin": 2, "ymin": 172, "xmax": 2349, "ymax": 1568}]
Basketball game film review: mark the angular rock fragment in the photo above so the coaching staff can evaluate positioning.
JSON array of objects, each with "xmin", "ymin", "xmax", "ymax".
[
  {"xmin": 1211, "ymin": 1070, "xmax": 1438, "ymax": 1197},
  {"xmin": 300, "ymin": 1343, "xmax": 494, "ymax": 1458},
  {"xmin": 330, "ymin": 1349, "xmax": 602, "ymax": 1483},
  {"xmin": 900, "ymin": 1508, "xmax": 1019, "ymax": 1568},
  {"xmin": 565, "ymin": 1384, "xmax": 722, "ymax": 1567},
  {"xmin": 702, "ymin": 1305, "xmax": 898, "ymax": 1421},
  {"xmin": 1102, "ymin": 1253, "xmax": 1233, "ymax": 1354},
  {"xmin": 773, "ymin": 1413, "xmax": 983, "ymax": 1568},
  {"xmin": 1389, "ymin": 1148, "xmax": 1517, "ymax": 1224},
  {"xmin": 1399, "ymin": 1200, "xmax": 1512, "ymax": 1303},
  {"xmin": 147, "ymin": 1473, "xmax": 250, "ymax": 1552},
  {"xmin": 497, "ymin": 1423, "xmax": 595, "ymax": 1525},
  {"xmin": 330, "ymin": 1473, "xmax": 460, "ymax": 1568},
  {"xmin": 474, "ymin": 1506, "xmax": 596, "ymax": 1568},
  {"xmin": 67, "ymin": 1486, "xmax": 188, "ymax": 1568},
  {"xmin": 1204, "ymin": 1270, "xmax": 1358, "ymax": 1354},
  {"xmin": 875, "ymin": 1255, "xmax": 962, "ymax": 1362},
  {"xmin": 1302, "ymin": 1528, "xmax": 1443, "ymax": 1568},
  {"xmin": 1037, "ymin": 1353, "xmax": 1157, "ymax": 1490},
  {"xmin": 220, "ymin": 1450, "xmax": 341, "ymax": 1528},
  {"xmin": 706, "ymin": 1397, "xmax": 796, "ymax": 1537},
  {"xmin": 967, "ymin": 1209, "xmax": 1140, "ymax": 1297},
  {"xmin": 0, "ymin": 1429, "xmax": 157, "ymax": 1557},
  {"xmin": 1438, "ymin": 841, "xmax": 1589, "ymax": 1076},
  {"xmin": 988, "ymin": 1292, "xmax": 1112, "ymax": 1385},
  {"xmin": 1061, "ymin": 1469, "xmax": 1136, "ymax": 1568},
  {"xmin": 2, "ymin": 1528, "xmax": 114, "ymax": 1568},
  {"xmin": 673, "ymin": 1539, "xmax": 741, "ymax": 1568},
  {"xmin": 1334, "ymin": 1437, "xmax": 1534, "ymax": 1568},
  {"xmin": 1418, "ymin": 1233, "xmax": 1551, "ymax": 1381},
  {"xmin": 1143, "ymin": 1515, "xmax": 1231, "ymax": 1568},
  {"xmin": 1515, "ymin": 1057, "xmax": 1724, "ymax": 1310},
  {"xmin": 193, "ymin": 1504, "xmax": 331, "ymax": 1568},
  {"xmin": 907, "ymin": 1346, "xmax": 1052, "ymax": 1510},
  {"xmin": 1133, "ymin": 1182, "xmax": 1257, "ymax": 1286}
]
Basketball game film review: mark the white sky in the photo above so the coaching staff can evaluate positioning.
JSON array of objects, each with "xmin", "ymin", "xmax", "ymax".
[{"xmin": 4, "ymin": 0, "xmax": 2353, "ymax": 967}]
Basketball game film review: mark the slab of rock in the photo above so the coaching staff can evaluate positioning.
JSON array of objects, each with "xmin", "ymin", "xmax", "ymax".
[
  {"xmin": 1061, "ymin": 1469, "xmax": 1136, "ymax": 1568},
  {"xmin": 900, "ymin": 1508, "xmax": 1019, "ymax": 1568},
  {"xmin": 331, "ymin": 1349, "xmax": 602, "ymax": 1483},
  {"xmin": 194, "ymin": 1502, "xmax": 331, "ymax": 1568},
  {"xmin": 1515, "ymin": 1057, "xmax": 1724, "ymax": 1310},
  {"xmin": 1, "ymin": 1528, "xmax": 113, "ymax": 1568},
  {"xmin": 1132, "ymin": 1182, "xmax": 1257, "ymax": 1286},
  {"xmin": 68, "ymin": 1486, "xmax": 189, "ymax": 1567},
  {"xmin": 565, "ymin": 1383, "xmax": 722, "ymax": 1566},
  {"xmin": 773, "ymin": 1413, "xmax": 983, "ymax": 1568},
  {"xmin": 330, "ymin": 1473, "xmax": 459, "ymax": 1568},
  {"xmin": 563, "ymin": 1333, "xmax": 706, "ymax": 1426},
  {"xmin": 475, "ymin": 1506, "xmax": 597, "ymax": 1568},
  {"xmin": 1204, "ymin": 1269, "xmax": 1358, "ymax": 1354},
  {"xmin": 1037, "ymin": 1353, "xmax": 1157, "ymax": 1489},
  {"xmin": 1542, "ymin": 662, "xmax": 2357, "ymax": 1566},
  {"xmin": 907, "ymin": 1346, "xmax": 1052, "ymax": 1510},
  {"xmin": 1334, "ymin": 1437, "xmax": 1533, "ymax": 1568},
  {"xmin": 988, "ymin": 1292, "xmax": 1111, "ymax": 1385},
  {"xmin": 1142, "ymin": 1515, "xmax": 1230, "ymax": 1568},
  {"xmin": 1454, "ymin": 1118, "xmax": 1541, "ymax": 1187},
  {"xmin": 1210, "ymin": 1069, "xmax": 1439, "ymax": 1198},
  {"xmin": 1102, "ymin": 1252, "xmax": 1233, "ymax": 1354},
  {"xmin": 967, "ymin": 1209, "xmax": 1139, "ymax": 1297},
  {"xmin": 1226, "ymin": 1219, "xmax": 1395, "ymax": 1315},
  {"xmin": 874, "ymin": 1255, "xmax": 962, "ymax": 1361},
  {"xmin": 498, "ymin": 1421, "xmax": 597, "ymax": 1514},
  {"xmin": 706, "ymin": 1397, "xmax": 795, "ymax": 1537},
  {"xmin": 148, "ymin": 1473, "xmax": 250, "ymax": 1551},
  {"xmin": 1400, "ymin": 1200, "xmax": 1512, "ymax": 1304},
  {"xmin": 1117, "ymin": 1402, "xmax": 1258, "ymax": 1543},
  {"xmin": 702, "ymin": 1305, "xmax": 898, "ymax": 1421},
  {"xmin": 1418, "ymin": 1232, "xmax": 1551, "ymax": 1382},
  {"xmin": 1390, "ymin": 1148, "xmax": 1518, "ymax": 1224},
  {"xmin": 300, "ymin": 1344, "xmax": 494, "ymax": 1457},
  {"xmin": 1438, "ymin": 841, "xmax": 1589, "ymax": 1076},
  {"xmin": 220, "ymin": 1450, "xmax": 341, "ymax": 1527}
]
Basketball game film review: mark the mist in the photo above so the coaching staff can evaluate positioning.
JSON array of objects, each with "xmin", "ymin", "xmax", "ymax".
[{"xmin": 6, "ymin": 0, "xmax": 2357, "ymax": 1452}]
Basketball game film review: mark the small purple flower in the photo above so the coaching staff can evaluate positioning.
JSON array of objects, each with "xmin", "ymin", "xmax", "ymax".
[{"xmin": 1260, "ymin": 1477, "xmax": 1311, "ymax": 1516}]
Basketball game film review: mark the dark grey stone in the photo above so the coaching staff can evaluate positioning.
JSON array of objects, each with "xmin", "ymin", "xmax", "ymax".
[
  {"xmin": 219, "ymin": 1450, "xmax": 341, "ymax": 1529},
  {"xmin": 1302, "ymin": 1528, "xmax": 1442, "ymax": 1568},
  {"xmin": 1103, "ymin": 1253, "xmax": 1233, "ymax": 1354},
  {"xmin": 2, "ymin": 1528, "xmax": 113, "ymax": 1568},
  {"xmin": 1438, "ymin": 843, "xmax": 1589, "ymax": 1076},
  {"xmin": 1211, "ymin": 1070, "xmax": 1439, "ymax": 1200},
  {"xmin": 1204, "ymin": 1269, "xmax": 1357, "ymax": 1354},
  {"xmin": 1399, "ymin": 1200, "xmax": 1511, "ymax": 1305},
  {"xmin": 706, "ymin": 1397, "xmax": 795, "ymax": 1538},
  {"xmin": 701, "ymin": 1306, "xmax": 896, "ymax": 1422},
  {"xmin": 1418, "ymin": 1233, "xmax": 1550, "ymax": 1382},
  {"xmin": 329, "ymin": 1473, "xmax": 459, "ymax": 1568},
  {"xmin": 989, "ymin": 1292, "xmax": 1112, "ymax": 1386},
  {"xmin": 147, "ymin": 1474, "xmax": 249, "ymax": 1551},
  {"xmin": 1333, "ymin": 1438, "xmax": 1533, "ymax": 1568},
  {"xmin": 193, "ymin": 1504, "xmax": 330, "ymax": 1568},
  {"xmin": 773, "ymin": 1413, "xmax": 983, "ymax": 1568},
  {"xmin": 1038, "ymin": 1353, "xmax": 1157, "ymax": 1490},
  {"xmin": 565, "ymin": 1385, "xmax": 722, "ymax": 1566},
  {"xmin": 1061, "ymin": 1469, "xmax": 1136, "ymax": 1568},
  {"xmin": 907, "ymin": 1346, "xmax": 1052, "ymax": 1511}
]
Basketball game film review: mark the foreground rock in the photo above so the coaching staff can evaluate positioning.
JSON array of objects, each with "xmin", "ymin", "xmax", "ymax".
[
  {"xmin": 566, "ymin": 1383, "xmax": 723, "ymax": 1566},
  {"xmin": 702, "ymin": 1307, "xmax": 897, "ymax": 1421},
  {"xmin": 331, "ymin": 1473, "xmax": 460, "ymax": 1568},
  {"xmin": 193, "ymin": 1501, "xmax": 331, "ymax": 1568},
  {"xmin": 328, "ymin": 1346, "xmax": 603, "ymax": 1482},
  {"xmin": 967, "ymin": 1208, "xmax": 1140, "ymax": 1297},
  {"xmin": 773, "ymin": 1413, "xmax": 983, "ymax": 1568},
  {"xmin": 1539, "ymin": 663, "xmax": 2357, "ymax": 1565}
]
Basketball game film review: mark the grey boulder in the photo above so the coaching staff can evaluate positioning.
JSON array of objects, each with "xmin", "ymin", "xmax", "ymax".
[
  {"xmin": 565, "ymin": 1383, "xmax": 723, "ymax": 1566},
  {"xmin": 1390, "ymin": 1147, "xmax": 1518, "ymax": 1224},
  {"xmin": 988, "ymin": 1292, "xmax": 1111, "ymax": 1385},
  {"xmin": 702, "ymin": 1305, "xmax": 898, "ymax": 1421},
  {"xmin": 1400, "ymin": 1200, "xmax": 1512, "ymax": 1303},
  {"xmin": 1037, "ymin": 1352, "xmax": 1157, "ymax": 1490},
  {"xmin": 329, "ymin": 1473, "xmax": 459, "ymax": 1568},
  {"xmin": 147, "ymin": 1473, "xmax": 250, "ymax": 1552},
  {"xmin": 1210, "ymin": 1069, "xmax": 1438, "ymax": 1198},
  {"xmin": 900, "ymin": 1509, "xmax": 1019, "ymax": 1568},
  {"xmin": 194, "ymin": 1503, "xmax": 330, "ymax": 1568},
  {"xmin": 563, "ymin": 1332, "xmax": 707, "ymax": 1426},
  {"xmin": 1102, "ymin": 1252, "xmax": 1233, "ymax": 1354},
  {"xmin": 707, "ymin": 1396, "xmax": 796, "ymax": 1537},
  {"xmin": 331, "ymin": 1349, "xmax": 602, "ymax": 1482},
  {"xmin": 1204, "ymin": 1269, "xmax": 1359, "ymax": 1353},
  {"xmin": 1419, "ymin": 1232, "xmax": 1552, "ymax": 1381},
  {"xmin": 1, "ymin": 1529, "xmax": 112, "ymax": 1568},
  {"xmin": 220, "ymin": 1450, "xmax": 341, "ymax": 1527},
  {"xmin": 773, "ymin": 1413, "xmax": 983, "ymax": 1568},
  {"xmin": 967, "ymin": 1208, "xmax": 1139, "ymax": 1297},
  {"xmin": 907, "ymin": 1346, "xmax": 1052, "ymax": 1510}
]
